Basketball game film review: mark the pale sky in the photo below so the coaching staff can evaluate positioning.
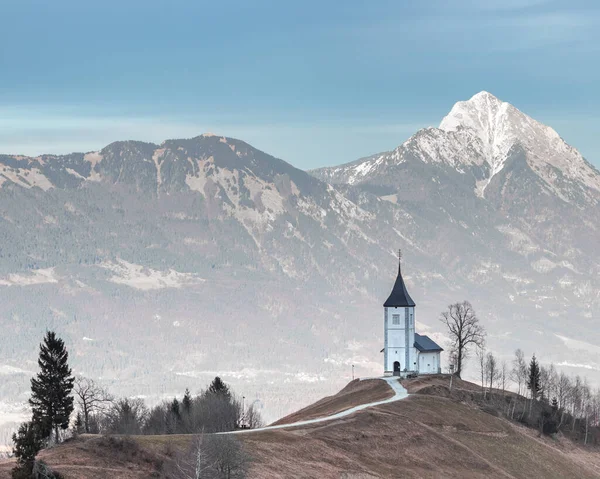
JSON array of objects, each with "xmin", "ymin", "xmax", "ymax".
[{"xmin": 1, "ymin": 0, "xmax": 599, "ymax": 169}]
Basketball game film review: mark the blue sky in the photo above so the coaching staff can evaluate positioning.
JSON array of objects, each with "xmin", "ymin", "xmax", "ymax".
[{"xmin": 1, "ymin": 0, "xmax": 599, "ymax": 169}]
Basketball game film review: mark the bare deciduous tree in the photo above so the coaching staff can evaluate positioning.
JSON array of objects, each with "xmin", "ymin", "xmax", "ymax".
[
  {"xmin": 104, "ymin": 398, "xmax": 148, "ymax": 435},
  {"xmin": 510, "ymin": 349, "xmax": 528, "ymax": 396},
  {"xmin": 171, "ymin": 434, "xmax": 249, "ymax": 479},
  {"xmin": 242, "ymin": 402, "xmax": 264, "ymax": 430},
  {"xmin": 485, "ymin": 352, "xmax": 499, "ymax": 397},
  {"xmin": 439, "ymin": 301, "xmax": 486, "ymax": 378},
  {"xmin": 476, "ymin": 345, "xmax": 486, "ymax": 397},
  {"xmin": 556, "ymin": 372, "xmax": 572, "ymax": 424},
  {"xmin": 208, "ymin": 435, "xmax": 249, "ymax": 479},
  {"xmin": 74, "ymin": 377, "xmax": 113, "ymax": 433},
  {"xmin": 500, "ymin": 360, "xmax": 508, "ymax": 396},
  {"xmin": 172, "ymin": 434, "xmax": 210, "ymax": 479}
]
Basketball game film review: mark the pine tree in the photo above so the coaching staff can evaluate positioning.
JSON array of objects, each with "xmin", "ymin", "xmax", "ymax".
[
  {"xmin": 73, "ymin": 412, "xmax": 84, "ymax": 435},
  {"xmin": 208, "ymin": 377, "xmax": 230, "ymax": 398},
  {"xmin": 171, "ymin": 398, "xmax": 181, "ymax": 419},
  {"xmin": 527, "ymin": 354, "xmax": 542, "ymax": 400},
  {"xmin": 11, "ymin": 421, "xmax": 44, "ymax": 478},
  {"xmin": 551, "ymin": 397, "xmax": 559, "ymax": 411},
  {"xmin": 29, "ymin": 331, "xmax": 74, "ymax": 442},
  {"xmin": 182, "ymin": 388, "xmax": 192, "ymax": 413}
]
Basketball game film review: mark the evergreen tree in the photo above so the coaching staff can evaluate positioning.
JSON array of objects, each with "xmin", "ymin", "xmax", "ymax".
[
  {"xmin": 167, "ymin": 398, "xmax": 182, "ymax": 434},
  {"xmin": 182, "ymin": 388, "xmax": 192, "ymax": 413},
  {"xmin": 11, "ymin": 421, "xmax": 44, "ymax": 478},
  {"xmin": 29, "ymin": 331, "xmax": 74, "ymax": 442},
  {"xmin": 170, "ymin": 398, "xmax": 181, "ymax": 420},
  {"xmin": 527, "ymin": 354, "xmax": 542, "ymax": 400},
  {"xmin": 73, "ymin": 412, "xmax": 84, "ymax": 435},
  {"xmin": 208, "ymin": 376, "xmax": 230, "ymax": 398},
  {"xmin": 551, "ymin": 397, "xmax": 559, "ymax": 412}
]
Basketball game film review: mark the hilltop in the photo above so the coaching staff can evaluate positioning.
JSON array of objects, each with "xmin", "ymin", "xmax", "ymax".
[
  {"xmin": 2, "ymin": 375, "xmax": 599, "ymax": 478},
  {"xmin": 1, "ymin": 91, "xmax": 599, "ymax": 447}
]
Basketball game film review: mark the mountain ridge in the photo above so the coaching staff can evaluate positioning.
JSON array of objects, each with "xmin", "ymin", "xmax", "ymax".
[
  {"xmin": 0, "ymin": 93, "xmax": 598, "ymax": 450},
  {"xmin": 313, "ymin": 91, "xmax": 599, "ymax": 202}
]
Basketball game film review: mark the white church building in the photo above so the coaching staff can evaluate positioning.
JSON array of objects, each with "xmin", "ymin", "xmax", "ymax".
[{"xmin": 383, "ymin": 254, "xmax": 443, "ymax": 377}]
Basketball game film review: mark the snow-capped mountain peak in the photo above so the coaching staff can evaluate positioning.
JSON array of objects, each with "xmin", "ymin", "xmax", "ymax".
[
  {"xmin": 441, "ymin": 91, "xmax": 537, "ymax": 169},
  {"xmin": 312, "ymin": 92, "xmax": 600, "ymax": 204},
  {"xmin": 439, "ymin": 91, "xmax": 600, "ymax": 197}
]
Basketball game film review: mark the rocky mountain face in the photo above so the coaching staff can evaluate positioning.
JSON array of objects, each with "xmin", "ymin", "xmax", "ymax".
[
  {"xmin": 0, "ymin": 133, "xmax": 409, "ymax": 447},
  {"xmin": 0, "ymin": 93, "xmax": 598, "ymax": 448},
  {"xmin": 313, "ymin": 93, "xmax": 600, "ymax": 342}
]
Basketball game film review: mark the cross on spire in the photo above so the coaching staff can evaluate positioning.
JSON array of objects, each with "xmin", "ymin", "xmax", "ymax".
[{"xmin": 398, "ymin": 249, "xmax": 403, "ymax": 274}]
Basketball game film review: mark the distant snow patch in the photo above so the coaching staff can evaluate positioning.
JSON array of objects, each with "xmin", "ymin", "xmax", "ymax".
[
  {"xmin": 496, "ymin": 225, "xmax": 539, "ymax": 255},
  {"xmin": 65, "ymin": 168, "xmax": 86, "ymax": 180},
  {"xmin": 556, "ymin": 361, "xmax": 600, "ymax": 372},
  {"xmin": 50, "ymin": 307, "xmax": 67, "ymax": 318},
  {"xmin": 175, "ymin": 368, "xmax": 278, "ymax": 380},
  {"xmin": 284, "ymin": 372, "xmax": 325, "ymax": 383},
  {"xmin": 100, "ymin": 259, "xmax": 204, "ymax": 291},
  {"xmin": 554, "ymin": 334, "xmax": 600, "ymax": 355},
  {"xmin": 0, "ymin": 401, "xmax": 31, "ymax": 425},
  {"xmin": 531, "ymin": 257, "xmax": 558, "ymax": 273},
  {"xmin": 0, "ymin": 165, "xmax": 53, "ymax": 191},
  {"xmin": 0, "ymin": 268, "xmax": 59, "ymax": 287},
  {"xmin": 84, "ymin": 152, "xmax": 103, "ymax": 181},
  {"xmin": 0, "ymin": 364, "xmax": 32, "ymax": 375}
]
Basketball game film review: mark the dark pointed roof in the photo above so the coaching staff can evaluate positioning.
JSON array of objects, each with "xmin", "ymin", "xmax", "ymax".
[
  {"xmin": 383, "ymin": 253, "xmax": 415, "ymax": 308},
  {"xmin": 414, "ymin": 333, "xmax": 443, "ymax": 352}
]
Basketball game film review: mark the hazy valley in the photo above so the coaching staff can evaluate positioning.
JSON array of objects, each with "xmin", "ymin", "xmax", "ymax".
[{"xmin": 0, "ymin": 92, "xmax": 599, "ymax": 452}]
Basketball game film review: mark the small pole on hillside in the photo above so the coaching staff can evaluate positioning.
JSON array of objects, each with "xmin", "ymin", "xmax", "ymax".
[
  {"xmin": 449, "ymin": 364, "xmax": 454, "ymax": 393},
  {"xmin": 242, "ymin": 395, "xmax": 245, "ymax": 428},
  {"xmin": 352, "ymin": 364, "xmax": 355, "ymax": 380}
]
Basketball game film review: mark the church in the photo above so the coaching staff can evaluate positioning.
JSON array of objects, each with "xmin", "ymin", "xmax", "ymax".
[{"xmin": 383, "ymin": 253, "xmax": 443, "ymax": 377}]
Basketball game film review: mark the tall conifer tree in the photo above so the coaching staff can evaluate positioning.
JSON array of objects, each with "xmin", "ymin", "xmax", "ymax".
[
  {"xmin": 527, "ymin": 354, "xmax": 542, "ymax": 400},
  {"xmin": 182, "ymin": 388, "xmax": 192, "ymax": 413},
  {"xmin": 29, "ymin": 331, "xmax": 74, "ymax": 442},
  {"xmin": 208, "ymin": 376, "xmax": 230, "ymax": 398}
]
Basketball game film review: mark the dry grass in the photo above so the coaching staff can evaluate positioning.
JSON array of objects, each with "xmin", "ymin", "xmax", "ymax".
[
  {"xmin": 2, "ymin": 376, "xmax": 599, "ymax": 478},
  {"xmin": 0, "ymin": 458, "xmax": 14, "ymax": 479},
  {"xmin": 35, "ymin": 435, "xmax": 165, "ymax": 479},
  {"xmin": 243, "ymin": 394, "xmax": 600, "ymax": 478},
  {"xmin": 272, "ymin": 378, "xmax": 392, "ymax": 426}
]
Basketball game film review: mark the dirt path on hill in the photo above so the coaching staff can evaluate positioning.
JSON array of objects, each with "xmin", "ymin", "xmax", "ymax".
[{"xmin": 223, "ymin": 376, "xmax": 408, "ymax": 435}]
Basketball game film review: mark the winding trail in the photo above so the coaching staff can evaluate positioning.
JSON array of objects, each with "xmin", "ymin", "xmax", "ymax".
[{"xmin": 223, "ymin": 376, "xmax": 408, "ymax": 435}]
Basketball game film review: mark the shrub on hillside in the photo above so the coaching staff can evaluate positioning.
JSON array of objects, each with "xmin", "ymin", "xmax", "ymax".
[
  {"xmin": 11, "ymin": 421, "xmax": 45, "ymax": 479},
  {"xmin": 103, "ymin": 398, "xmax": 148, "ymax": 435},
  {"xmin": 143, "ymin": 377, "xmax": 263, "ymax": 435}
]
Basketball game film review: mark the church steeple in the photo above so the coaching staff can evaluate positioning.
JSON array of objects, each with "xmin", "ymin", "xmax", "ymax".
[{"xmin": 383, "ymin": 249, "xmax": 415, "ymax": 308}]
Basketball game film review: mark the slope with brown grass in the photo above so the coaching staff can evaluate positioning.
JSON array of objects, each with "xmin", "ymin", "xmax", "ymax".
[
  {"xmin": 272, "ymin": 378, "xmax": 393, "ymax": 426},
  {"xmin": 2, "ymin": 376, "xmax": 599, "ymax": 479}
]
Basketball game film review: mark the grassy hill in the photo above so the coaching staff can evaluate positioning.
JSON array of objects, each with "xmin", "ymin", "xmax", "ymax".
[{"xmin": 2, "ymin": 375, "xmax": 599, "ymax": 478}]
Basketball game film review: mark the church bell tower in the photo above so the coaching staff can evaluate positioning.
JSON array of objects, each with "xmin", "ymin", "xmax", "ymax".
[{"xmin": 383, "ymin": 250, "xmax": 416, "ymax": 376}]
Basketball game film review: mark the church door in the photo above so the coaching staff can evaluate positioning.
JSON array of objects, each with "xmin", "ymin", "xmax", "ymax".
[{"xmin": 393, "ymin": 361, "xmax": 400, "ymax": 376}]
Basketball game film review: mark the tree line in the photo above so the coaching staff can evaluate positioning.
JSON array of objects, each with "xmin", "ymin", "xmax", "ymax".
[
  {"xmin": 439, "ymin": 300, "xmax": 600, "ymax": 444},
  {"xmin": 476, "ymin": 346, "xmax": 600, "ymax": 443},
  {"xmin": 71, "ymin": 376, "xmax": 263, "ymax": 437},
  {"xmin": 11, "ymin": 331, "xmax": 261, "ymax": 479}
]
